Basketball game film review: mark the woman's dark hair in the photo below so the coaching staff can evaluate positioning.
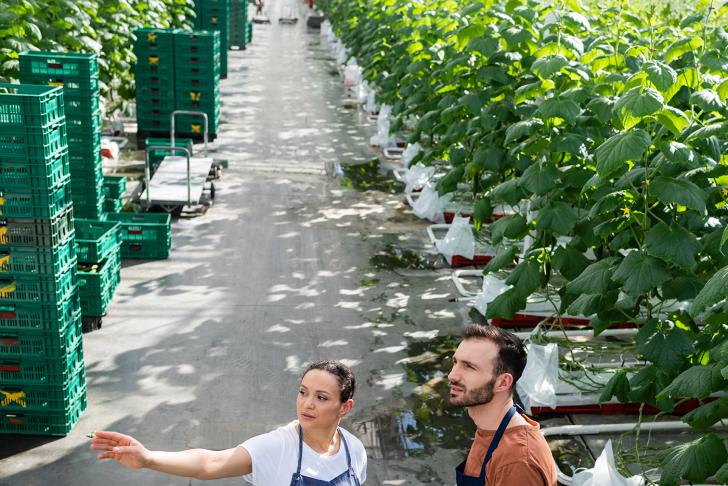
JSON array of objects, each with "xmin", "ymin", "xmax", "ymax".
[
  {"xmin": 302, "ymin": 360, "xmax": 356, "ymax": 402},
  {"xmin": 462, "ymin": 324, "xmax": 527, "ymax": 393}
]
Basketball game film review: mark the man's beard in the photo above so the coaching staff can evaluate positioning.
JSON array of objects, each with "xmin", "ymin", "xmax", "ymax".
[{"xmin": 449, "ymin": 376, "xmax": 496, "ymax": 407}]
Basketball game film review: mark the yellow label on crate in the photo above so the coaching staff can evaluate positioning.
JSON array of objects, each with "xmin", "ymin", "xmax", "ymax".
[
  {"xmin": 147, "ymin": 33, "xmax": 157, "ymax": 42},
  {"xmin": 211, "ymin": 16, "xmax": 218, "ymax": 24},
  {"xmin": 0, "ymin": 282, "xmax": 16, "ymax": 297},
  {"xmin": 0, "ymin": 390, "xmax": 26, "ymax": 408},
  {"xmin": 149, "ymin": 56, "xmax": 159, "ymax": 65},
  {"xmin": 48, "ymin": 81, "xmax": 65, "ymax": 87},
  {"xmin": 0, "ymin": 197, "xmax": 4, "ymax": 206},
  {"xmin": 190, "ymin": 92, "xmax": 201, "ymax": 101},
  {"xmin": 0, "ymin": 227, "xmax": 6, "ymax": 241},
  {"xmin": 191, "ymin": 124, "xmax": 201, "ymax": 133},
  {"xmin": 0, "ymin": 255, "xmax": 9, "ymax": 272}
]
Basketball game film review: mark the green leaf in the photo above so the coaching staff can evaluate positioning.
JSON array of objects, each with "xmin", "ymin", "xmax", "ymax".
[
  {"xmin": 718, "ymin": 79, "xmax": 728, "ymax": 102},
  {"xmin": 504, "ymin": 119, "xmax": 544, "ymax": 145},
  {"xmin": 491, "ymin": 179, "xmax": 526, "ymax": 206},
  {"xmin": 552, "ymin": 246, "xmax": 590, "ymax": 280},
  {"xmin": 658, "ymin": 364, "xmax": 727, "ymax": 400},
  {"xmin": 656, "ymin": 106, "xmax": 690, "ymax": 136},
  {"xmin": 485, "ymin": 287, "xmax": 526, "ymax": 320},
  {"xmin": 614, "ymin": 86, "xmax": 664, "ymax": 117},
  {"xmin": 665, "ymin": 36, "xmax": 705, "ymax": 63},
  {"xmin": 691, "ymin": 265, "xmax": 728, "ymax": 317},
  {"xmin": 473, "ymin": 199, "xmax": 494, "ymax": 230},
  {"xmin": 662, "ymin": 276, "xmax": 704, "ymax": 300},
  {"xmin": 436, "ymin": 166, "xmax": 465, "ymax": 196},
  {"xmin": 660, "ymin": 141, "xmax": 696, "ymax": 165},
  {"xmin": 721, "ymin": 226, "xmax": 728, "ymax": 254},
  {"xmin": 483, "ymin": 245, "xmax": 518, "ymax": 274},
  {"xmin": 566, "ymin": 258, "xmax": 617, "ymax": 295},
  {"xmin": 690, "ymin": 89, "xmax": 724, "ymax": 113},
  {"xmin": 595, "ymin": 130, "xmax": 651, "ymax": 176},
  {"xmin": 535, "ymin": 97, "xmax": 581, "ymax": 124},
  {"xmin": 643, "ymin": 60, "xmax": 677, "ymax": 92},
  {"xmin": 645, "ymin": 222, "xmax": 701, "ymax": 269},
  {"xmin": 612, "ymin": 251, "xmax": 671, "ymax": 296},
  {"xmin": 490, "ymin": 214, "xmax": 528, "ymax": 245},
  {"xmin": 461, "ymin": 1, "xmax": 485, "ymax": 16},
  {"xmin": 651, "ymin": 176, "xmax": 707, "ymax": 213},
  {"xmin": 473, "ymin": 147, "xmax": 504, "ymax": 171},
  {"xmin": 567, "ymin": 291, "xmax": 618, "ymax": 316},
  {"xmin": 636, "ymin": 320, "xmax": 694, "ymax": 374},
  {"xmin": 589, "ymin": 190, "xmax": 632, "ymax": 217},
  {"xmin": 682, "ymin": 397, "xmax": 728, "ymax": 430},
  {"xmin": 535, "ymin": 202, "xmax": 577, "ymax": 235},
  {"xmin": 468, "ymin": 36, "xmax": 499, "ymax": 58},
  {"xmin": 531, "ymin": 54, "xmax": 568, "ymax": 79},
  {"xmin": 599, "ymin": 369, "xmax": 631, "ymax": 403},
  {"xmin": 659, "ymin": 434, "xmax": 727, "ymax": 485},
  {"xmin": 505, "ymin": 259, "xmax": 544, "ymax": 298},
  {"xmin": 520, "ymin": 162, "xmax": 559, "ymax": 195},
  {"xmin": 587, "ymin": 96, "xmax": 615, "ymax": 124},
  {"xmin": 717, "ymin": 463, "xmax": 728, "ymax": 484}
]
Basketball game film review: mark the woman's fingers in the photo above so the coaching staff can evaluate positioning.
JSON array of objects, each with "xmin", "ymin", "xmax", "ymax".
[{"xmin": 93, "ymin": 431, "xmax": 133, "ymax": 443}]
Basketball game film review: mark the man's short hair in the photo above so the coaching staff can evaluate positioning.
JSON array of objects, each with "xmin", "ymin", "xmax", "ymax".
[{"xmin": 461, "ymin": 324, "xmax": 527, "ymax": 392}]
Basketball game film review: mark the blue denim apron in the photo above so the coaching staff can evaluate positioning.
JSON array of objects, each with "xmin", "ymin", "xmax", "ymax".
[
  {"xmin": 455, "ymin": 405, "xmax": 518, "ymax": 486},
  {"xmin": 290, "ymin": 425, "xmax": 361, "ymax": 486}
]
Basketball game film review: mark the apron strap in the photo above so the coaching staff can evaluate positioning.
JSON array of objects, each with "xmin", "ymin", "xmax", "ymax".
[
  {"xmin": 479, "ymin": 405, "xmax": 518, "ymax": 480},
  {"xmin": 339, "ymin": 427, "xmax": 353, "ymax": 470},
  {"xmin": 296, "ymin": 424, "xmax": 304, "ymax": 477}
]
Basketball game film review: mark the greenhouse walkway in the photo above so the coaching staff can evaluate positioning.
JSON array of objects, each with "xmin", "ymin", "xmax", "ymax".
[{"xmin": 0, "ymin": 1, "xmax": 475, "ymax": 484}]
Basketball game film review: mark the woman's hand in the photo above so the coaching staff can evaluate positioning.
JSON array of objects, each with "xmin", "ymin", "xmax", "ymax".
[{"xmin": 90, "ymin": 431, "xmax": 152, "ymax": 469}]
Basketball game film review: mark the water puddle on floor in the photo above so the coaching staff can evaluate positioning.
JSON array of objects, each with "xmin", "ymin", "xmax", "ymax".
[{"xmin": 340, "ymin": 159, "xmax": 403, "ymax": 193}]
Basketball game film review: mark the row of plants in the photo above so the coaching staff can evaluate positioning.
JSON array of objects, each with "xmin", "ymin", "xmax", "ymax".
[
  {"xmin": 319, "ymin": 0, "xmax": 728, "ymax": 483},
  {"xmin": 0, "ymin": 0, "xmax": 194, "ymax": 115}
]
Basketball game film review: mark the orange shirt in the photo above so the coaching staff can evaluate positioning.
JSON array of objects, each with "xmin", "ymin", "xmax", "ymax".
[{"xmin": 463, "ymin": 415, "xmax": 557, "ymax": 486}]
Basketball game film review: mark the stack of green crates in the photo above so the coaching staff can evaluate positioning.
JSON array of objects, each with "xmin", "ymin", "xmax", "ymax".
[
  {"xmin": 195, "ymin": 0, "xmax": 229, "ymax": 77},
  {"xmin": 0, "ymin": 83, "xmax": 86, "ymax": 436},
  {"xmin": 75, "ymin": 219, "xmax": 121, "ymax": 317},
  {"xmin": 19, "ymin": 52, "xmax": 104, "ymax": 221},
  {"xmin": 174, "ymin": 30, "xmax": 221, "ymax": 136},
  {"xmin": 229, "ymin": 0, "xmax": 249, "ymax": 49},
  {"xmin": 105, "ymin": 213, "xmax": 172, "ymax": 260},
  {"xmin": 134, "ymin": 28, "xmax": 177, "ymax": 133}
]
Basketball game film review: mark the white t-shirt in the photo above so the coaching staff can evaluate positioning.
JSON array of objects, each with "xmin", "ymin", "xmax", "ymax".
[{"xmin": 239, "ymin": 422, "xmax": 367, "ymax": 485}]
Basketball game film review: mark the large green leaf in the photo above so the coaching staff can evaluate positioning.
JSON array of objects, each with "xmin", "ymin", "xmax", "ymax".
[
  {"xmin": 636, "ymin": 320, "xmax": 694, "ymax": 373},
  {"xmin": 614, "ymin": 86, "xmax": 664, "ymax": 117},
  {"xmin": 689, "ymin": 89, "xmax": 724, "ymax": 113},
  {"xmin": 595, "ymin": 130, "xmax": 651, "ymax": 176},
  {"xmin": 483, "ymin": 245, "xmax": 518, "ymax": 274},
  {"xmin": 535, "ymin": 202, "xmax": 577, "ymax": 235},
  {"xmin": 650, "ymin": 176, "xmax": 707, "ymax": 213},
  {"xmin": 485, "ymin": 287, "xmax": 526, "ymax": 319},
  {"xmin": 665, "ymin": 36, "xmax": 704, "ymax": 63},
  {"xmin": 643, "ymin": 60, "xmax": 677, "ymax": 92},
  {"xmin": 645, "ymin": 222, "xmax": 701, "ymax": 269},
  {"xmin": 599, "ymin": 369, "xmax": 631, "ymax": 403},
  {"xmin": 656, "ymin": 106, "xmax": 690, "ymax": 136},
  {"xmin": 504, "ymin": 119, "xmax": 544, "ymax": 145},
  {"xmin": 566, "ymin": 258, "xmax": 617, "ymax": 295},
  {"xmin": 691, "ymin": 265, "xmax": 728, "ymax": 317},
  {"xmin": 531, "ymin": 54, "xmax": 568, "ymax": 79},
  {"xmin": 473, "ymin": 146, "xmax": 504, "ymax": 171},
  {"xmin": 552, "ymin": 245, "xmax": 591, "ymax": 280},
  {"xmin": 489, "ymin": 214, "xmax": 528, "ymax": 244},
  {"xmin": 535, "ymin": 97, "xmax": 581, "ymax": 124},
  {"xmin": 612, "ymin": 251, "xmax": 671, "ymax": 296},
  {"xmin": 520, "ymin": 162, "xmax": 559, "ymax": 195},
  {"xmin": 718, "ymin": 78, "xmax": 728, "ymax": 102},
  {"xmin": 658, "ymin": 363, "xmax": 727, "ymax": 400},
  {"xmin": 567, "ymin": 291, "xmax": 618, "ymax": 316},
  {"xmin": 659, "ymin": 434, "xmax": 727, "ymax": 486},
  {"xmin": 682, "ymin": 397, "xmax": 728, "ymax": 430},
  {"xmin": 660, "ymin": 141, "xmax": 696, "ymax": 165}
]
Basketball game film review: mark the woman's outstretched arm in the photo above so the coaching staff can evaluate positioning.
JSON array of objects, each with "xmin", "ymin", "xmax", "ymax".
[{"xmin": 90, "ymin": 430, "xmax": 252, "ymax": 480}]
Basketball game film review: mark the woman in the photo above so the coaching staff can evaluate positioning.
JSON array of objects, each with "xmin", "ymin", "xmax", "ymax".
[{"xmin": 90, "ymin": 360, "xmax": 367, "ymax": 485}]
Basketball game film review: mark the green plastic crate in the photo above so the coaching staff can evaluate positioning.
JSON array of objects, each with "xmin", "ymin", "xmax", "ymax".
[
  {"xmin": 71, "ymin": 199, "xmax": 104, "ymax": 222},
  {"xmin": 0, "ymin": 264, "xmax": 77, "ymax": 306},
  {"xmin": 19, "ymin": 52, "xmax": 98, "ymax": 82},
  {"xmin": 0, "ymin": 121, "xmax": 67, "ymax": 162},
  {"xmin": 0, "ymin": 287, "xmax": 80, "ymax": 332},
  {"xmin": 66, "ymin": 130, "xmax": 100, "ymax": 155},
  {"xmin": 0, "ymin": 339, "xmax": 84, "ymax": 386},
  {"xmin": 78, "ymin": 249, "xmax": 120, "ymax": 316},
  {"xmin": 103, "ymin": 198, "xmax": 122, "ymax": 214},
  {"xmin": 74, "ymin": 219, "xmax": 120, "ymax": 264},
  {"xmin": 0, "ymin": 236, "xmax": 77, "ymax": 278},
  {"xmin": 0, "ymin": 83, "xmax": 65, "ymax": 129},
  {"xmin": 0, "ymin": 147, "xmax": 70, "ymax": 190},
  {"xmin": 0, "ymin": 207, "xmax": 75, "ymax": 248},
  {"xmin": 62, "ymin": 95, "xmax": 100, "ymax": 116},
  {"xmin": 0, "ymin": 180, "xmax": 72, "ymax": 219},
  {"xmin": 103, "ymin": 176, "xmax": 127, "ymax": 199},
  {"xmin": 0, "ymin": 385, "xmax": 86, "ymax": 436},
  {"xmin": 106, "ymin": 212, "xmax": 171, "ymax": 260},
  {"xmin": 0, "ymin": 366, "xmax": 85, "ymax": 413},
  {"xmin": 65, "ymin": 109, "xmax": 100, "ymax": 135},
  {"xmin": 0, "ymin": 312, "xmax": 81, "ymax": 359}
]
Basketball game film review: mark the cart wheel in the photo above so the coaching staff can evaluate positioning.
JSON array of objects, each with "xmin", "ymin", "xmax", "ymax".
[
  {"xmin": 160, "ymin": 204, "xmax": 178, "ymax": 213},
  {"xmin": 215, "ymin": 165, "xmax": 222, "ymax": 179},
  {"xmin": 210, "ymin": 182, "xmax": 216, "ymax": 200}
]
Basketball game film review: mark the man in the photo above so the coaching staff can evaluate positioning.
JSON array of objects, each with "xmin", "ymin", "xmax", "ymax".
[{"xmin": 448, "ymin": 324, "xmax": 557, "ymax": 486}]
